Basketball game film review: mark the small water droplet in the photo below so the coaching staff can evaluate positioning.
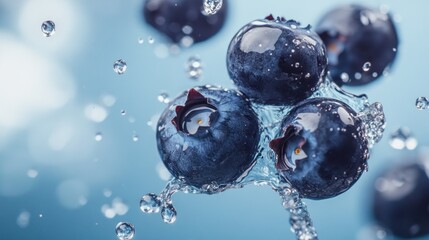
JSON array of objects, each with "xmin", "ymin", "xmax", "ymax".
[
  {"xmin": 115, "ymin": 222, "xmax": 135, "ymax": 240},
  {"xmin": 363, "ymin": 62, "xmax": 371, "ymax": 72},
  {"xmin": 186, "ymin": 56, "xmax": 203, "ymax": 80},
  {"xmin": 393, "ymin": 47, "xmax": 397, "ymax": 52},
  {"xmin": 120, "ymin": 110, "xmax": 126, "ymax": 116},
  {"xmin": 157, "ymin": 92, "xmax": 170, "ymax": 103},
  {"xmin": 113, "ymin": 59, "xmax": 127, "ymax": 75},
  {"xmin": 161, "ymin": 204, "xmax": 177, "ymax": 224},
  {"xmin": 182, "ymin": 25, "xmax": 193, "ymax": 35},
  {"xmin": 140, "ymin": 193, "xmax": 162, "ymax": 213},
  {"xmin": 202, "ymin": 0, "xmax": 223, "ymax": 15},
  {"xmin": 389, "ymin": 127, "xmax": 418, "ymax": 150},
  {"xmin": 294, "ymin": 62, "xmax": 300, "ymax": 68},
  {"xmin": 137, "ymin": 37, "xmax": 144, "ymax": 44},
  {"xmin": 148, "ymin": 36, "xmax": 155, "ymax": 44},
  {"xmin": 27, "ymin": 169, "xmax": 39, "ymax": 178},
  {"xmin": 340, "ymin": 72, "xmax": 350, "ymax": 83},
  {"xmin": 416, "ymin": 97, "xmax": 429, "ymax": 110},
  {"xmin": 41, "ymin": 20, "xmax": 55, "ymax": 37},
  {"xmin": 132, "ymin": 134, "xmax": 139, "ymax": 142},
  {"xmin": 17, "ymin": 211, "xmax": 31, "ymax": 228},
  {"xmin": 95, "ymin": 132, "xmax": 103, "ymax": 142}
]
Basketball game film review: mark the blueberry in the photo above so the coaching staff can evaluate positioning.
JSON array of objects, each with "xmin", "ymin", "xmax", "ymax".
[
  {"xmin": 226, "ymin": 15, "xmax": 328, "ymax": 105},
  {"xmin": 269, "ymin": 98, "xmax": 368, "ymax": 199},
  {"xmin": 156, "ymin": 86, "xmax": 260, "ymax": 189},
  {"xmin": 372, "ymin": 156, "xmax": 429, "ymax": 238},
  {"xmin": 143, "ymin": 0, "xmax": 228, "ymax": 44},
  {"xmin": 315, "ymin": 4, "xmax": 399, "ymax": 86}
]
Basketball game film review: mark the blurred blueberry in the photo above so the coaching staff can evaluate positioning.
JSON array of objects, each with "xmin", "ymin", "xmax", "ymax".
[
  {"xmin": 372, "ymin": 155, "xmax": 429, "ymax": 238},
  {"xmin": 156, "ymin": 86, "xmax": 260, "ymax": 189},
  {"xmin": 270, "ymin": 98, "xmax": 368, "ymax": 199},
  {"xmin": 143, "ymin": 0, "xmax": 228, "ymax": 44},
  {"xmin": 226, "ymin": 15, "xmax": 327, "ymax": 105},
  {"xmin": 316, "ymin": 4, "xmax": 399, "ymax": 86}
]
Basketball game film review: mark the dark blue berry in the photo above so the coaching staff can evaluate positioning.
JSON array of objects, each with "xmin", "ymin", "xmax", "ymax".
[
  {"xmin": 226, "ymin": 15, "xmax": 328, "ymax": 105},
  {"xmin": 315, "ymin": 4, "xmax": 399, "ymax": 86},
  {"xmin": 269, "ymin": 98, "xmax": 368, "ymax": 199},
  {"xmin": 372, "ymin": 157, "xmax": 429, "ymax": 238},
  {"xmin": 143, "ymin": 0, "xmax": 228, "ymax": 44},
  {"xmin": 156, "ymin": 86, "xmax": 260, "ymax": 189}
]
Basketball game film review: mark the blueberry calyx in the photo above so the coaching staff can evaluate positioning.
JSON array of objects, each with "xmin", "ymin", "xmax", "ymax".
[
  {"xmin": 269, "ymin": 125, "xmax": 306, "ymax": 171},
  {"xmin": 171, "ymin": 89, "xmax": 218, "ymax": 135}
]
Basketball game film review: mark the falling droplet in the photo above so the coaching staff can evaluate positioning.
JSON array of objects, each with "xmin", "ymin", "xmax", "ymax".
[
  {"xmin": 389, "ymin": 127, "xmax": 418, "ymax": 150},
  {"xmin": 17, "ymin": 211, "xmax": 31, "ymax": 228},
  {"xmin": 41, "ymin": 20, "xmax": 55, "ymax": 37},
  {"xmin": 161, "ymin": 204, "xmax": 177, "ymax": 224},
  {"xmin": 132, "ymin": 134, "xmax": 139, "ymax": 142},
  {"xmin": 416, "ymin": 97, "xmax": 429, "ymax": 110},
  {"xmin": 363, "ymin": 62, "xmax": 371, "ymax": 72},
  {"xmin": 120, "ymin": 110, "xmax": 126, "ymax": 116},
  {"xmin": 186, "ymin": 56, "xmax": 203, "ymax": 81},
  {"xmin": 113, "ymin": 59, "xmax": 127, "ymax": 75},
  {"xmin": 202, "ymin": 0, "xmax": 223, "ymax": 15},
  {"xmin": 115, "ymin": 222, "xmax": 135, "ymax": 240},
  {"xmin": 140, "ymin": 193, "xmax": 162, "ymax": 213},
  {"xmin": 137, "ymin": 37, "xmax": 144, "ymax": 44},
  {"xmin": 148, "ymin": 36, "xmax": 155, "ymax": 44},
  {"xmin": 157, "ymin": 92, "xmax": 170, "ymax": 103},
  {"xmin": 95, "ymin": 132, "xmax": 103, "ymax": 142}
]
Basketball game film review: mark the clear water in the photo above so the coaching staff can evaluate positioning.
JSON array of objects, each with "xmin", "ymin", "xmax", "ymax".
[
  {"xmin": 115, "ymin": 222, "xmax": 135, "ymax": 240},
  {"xmin": 140, "ymin": 78, "xmax": 385, "ymax": 240}
]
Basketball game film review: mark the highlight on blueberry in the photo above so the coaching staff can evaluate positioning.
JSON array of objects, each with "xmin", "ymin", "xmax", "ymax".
[
  {"xmin": 372, "ymin": 154, "xmax": 429, "ymax": 239},
  {"xmin": 143, "ymin": 0, "xmax": 228, "ymax": 44},
  {"xmin": 316, "ymin": 4, "xmax": 399, "ymax": 86},
  {"xmin": 226, "ymin": 15, "xmax": 328, "ymax": 105},
  {"xmin": 270, "ymin": 98, "xmax": 368, "ymax": 199},
  {"xmin": 156, "ymin": 86, "xmax": 261, "ymax": 189}
]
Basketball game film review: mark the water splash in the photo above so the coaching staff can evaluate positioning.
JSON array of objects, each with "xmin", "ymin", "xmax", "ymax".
[
  {"xmin": 140, "ymin": 78, "xmax": 384, "ymax": 240},
  {"xmin": 202, "ymin": 0, "xmax": 223, "ymax": 15}
]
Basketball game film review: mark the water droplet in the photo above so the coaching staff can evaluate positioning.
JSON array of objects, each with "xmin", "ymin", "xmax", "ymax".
[
  {"xmin": 389, "ymin": 127, "xmax": 418, "ymax": 150},
  {"xmin": 41, "ymin": 20, "xmax": 55, "ymax": 37},
  {"xmin": 416, "ymin": 97, "xmax": 429, "ymax": 110},
  {"xmin": 113, "ymin": 59, "xmax": 127, "ymax": 75},
  {"xmin": 294, "ymin": 62, "xmax": 300, "ymax": 68},
  {"xmin": 137, "ymin": 37, "xmax": 144, "ymax": 44},
  {"xmin": 140, "ymin": 193, "xmax": 162, "ymax": 213},
  {"xmin": 202, "ymin": 0, "xmax": 223, "ymax": 15},
  {"xmin": 186, "ymin": 56, "xmax": 203, "ymax": 81},
  {"xmin": 180, "ymin": 36, "xmax": 194, "ymax": 48},
  {"xmin": 340, "ymin": 72, "xmax": 350, "ymax": 83},
  {"xmin": 292, "ymin": 39, "xmax": 301, "ymax": 45},
  {"xmin": 27, "ymin": 169, "xmax": 39, "ymax": 178},
  {"xmin": 363, "ymin": 62, "xmax": 371, "ymax": 72},
  {"xmin": 182, "ymin": 25, "xmax": 193, "ymax": 35},
  {"xmin": 17, "ymin": 211, "xmax": 30, "ymax": 228},
  {"xmin": 148, "ymin": 36, "xmax": 155, "ymax": 44},
  {"xmin": 157, "ymin": 92, "xmax": 170, "ymax": 103},
  {"xmin": 115, "ymin": 222, "xmax": 135, "ymax": 240},
  {"xmin": 355, "ymin": 72, "xmax": 362, "ymax": 80},
  {"xmin": 161, "ymin": 204, "xmax": 177, "ymax": 224},
  {"xmin": 95, "ymin": 132, "xmax": 103, "ymax": 142},
  {"xmin": 358, "ymin": 102, "xmax": 385, "ymax": 148},
  {"xmin": 393, "ymin": 48, "xmax": 397, "ymax": 52},
  {"xmin": 132, "ymin": 134, "xmax": 139, "ymax": 142},
  {"xmin": 120, "ymin": 110, "xmax": 126, "ymax": 116}
]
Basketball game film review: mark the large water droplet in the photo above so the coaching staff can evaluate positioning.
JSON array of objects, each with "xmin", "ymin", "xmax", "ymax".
[
  {"xmin": 161, "ymin": 204, "xmax": 177, "ymax": 224},
  {"xmin": 389, "ymin": 127, "xmax": 418, "ymax": 150},
  {"xmin": 41, "ymin": 20, "xmax": 55, "ymax": 37},
  {"xmin": 115, "ymin": 222, "xmax": 135, "ymax": 240},
  {"xmin": 363, "ymin": 62, "xmax": 371, "ymax": 72},
  {"xmin": 140, "ymin": 193, "xmax": 162, "ymax": 213},
  {"xmin": 202, "ymin": 0, "xmax": 223, "ymax": 15},
  {"xmin": 186, "ymin": 56, "xmax": 203, "ymax": 80},
  {"xmin": 416, "ymin": 97, "xmax": 429, "ymax": 110},
  {"xmin": 113, "ymin": 59, "xmax": 127, "ymax": 75}
]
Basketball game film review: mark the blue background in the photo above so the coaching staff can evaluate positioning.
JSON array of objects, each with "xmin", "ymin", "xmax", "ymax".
[{"xmin": 0, "ymin": 0, "xmax": 428, "ymax": 239}]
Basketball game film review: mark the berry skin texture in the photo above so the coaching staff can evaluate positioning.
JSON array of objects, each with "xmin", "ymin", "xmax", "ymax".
[
  {"xmin": 316, "ymin": 4, "xmax": 399, "ymax": 86},
  {"xmin": 143, "ymin": 0, "xmax": 228, "ymax": 44},
  {"xmin": 226, "ymin": 16, "xmax": 328, "ymax": 105},
  {"xmin": 372, "ymin": 157, "xmax": 429, "ymax": 238},
  {"xmin": 269, "ymin": 98, "xmax": 368, "ymax": 199},
  {"xmin": 156, "ymin": 86, "xmax": 260, "ymax": 189}
]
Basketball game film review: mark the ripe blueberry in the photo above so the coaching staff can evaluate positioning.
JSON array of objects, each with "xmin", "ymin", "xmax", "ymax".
[
  {"xmin": 156, "ymin": 86, "xmax": 260, "ymax": 189},
  {"xmin": 226, "ymin": 15, "xmax": 328, "ymax": 105},
  {"xmin": 143, "ymin": 0, "xmax": 228, "ymax": 44},
  {"xmin": 315, "ymin": 4, "xmax": 399, "ymax": 86},
  {"xmin": 372, "ymin": 156, "xmax": 429, "ymax": 238},
  {"xmin": 269, "ymin": 98, "xmax": 368, "ymax": 199}
]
